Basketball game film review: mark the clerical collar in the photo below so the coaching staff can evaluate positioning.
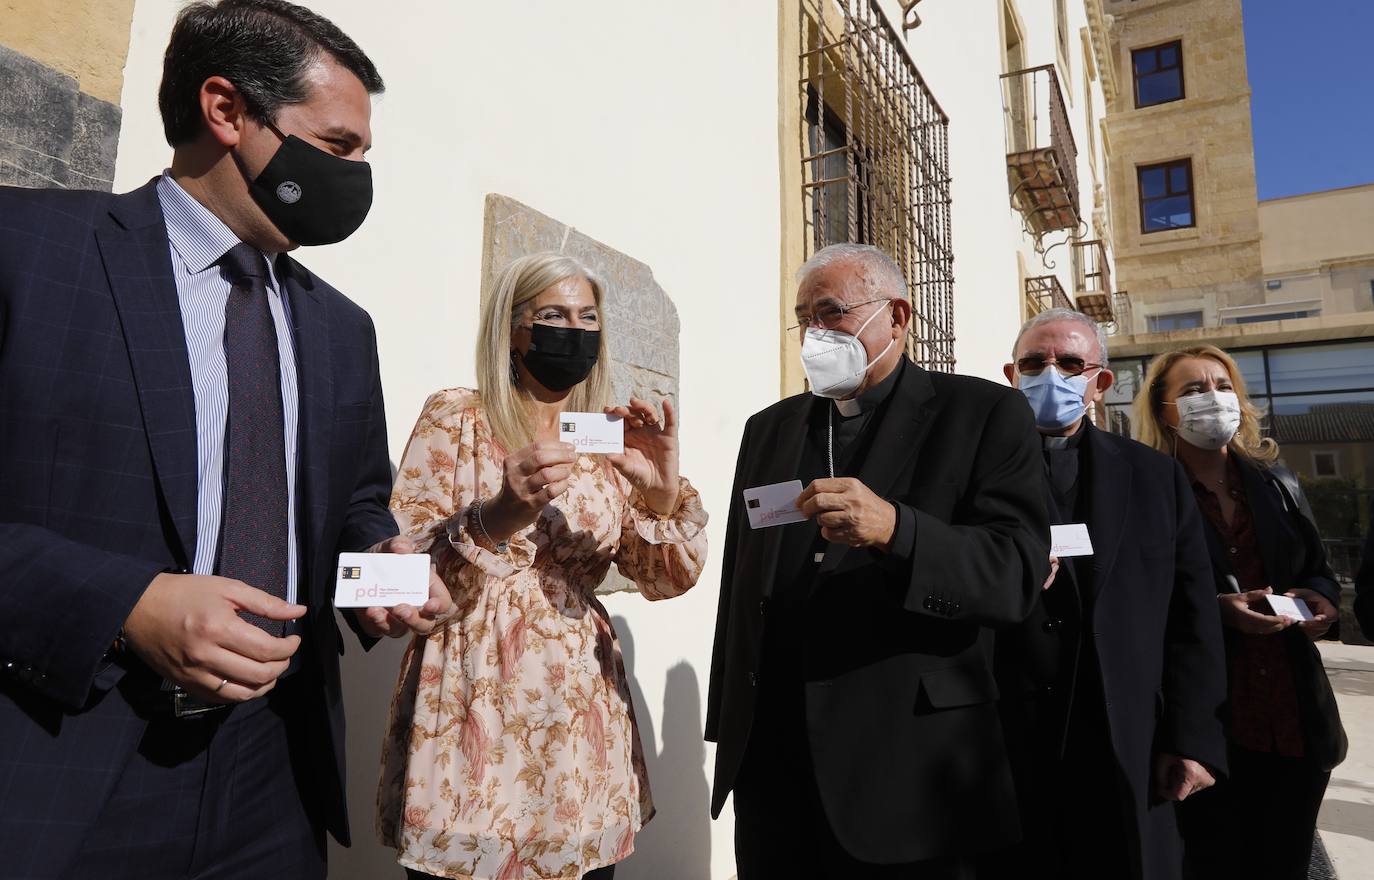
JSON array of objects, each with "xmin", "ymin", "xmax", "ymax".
[
  {"xmin": 831, "ymin": 356, "xmax": 906, "ymax": 417},
  {"xmin": 1042, "ymin": 422, "xmax": 1087, "ymax": 450}
]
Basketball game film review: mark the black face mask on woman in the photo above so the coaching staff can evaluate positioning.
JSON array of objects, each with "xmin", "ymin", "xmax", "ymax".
[
  {"xmin": 234, "ymin": 119, "xmax": 373, "ymax": 247},
  {"xmin": 518, "ymin": 324, "xmax": 601, "ymax": 391}
]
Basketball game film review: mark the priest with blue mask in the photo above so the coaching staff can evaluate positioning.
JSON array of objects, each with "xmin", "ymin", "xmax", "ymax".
[{"xmin": 987, "ymin": 308, "xmax": 1228, "ymax": 880}]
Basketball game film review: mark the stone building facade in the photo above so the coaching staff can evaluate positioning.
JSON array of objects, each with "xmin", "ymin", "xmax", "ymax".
[{"xmin": 0, "ymin": 0, "xmax": 134, "ymax": 190}]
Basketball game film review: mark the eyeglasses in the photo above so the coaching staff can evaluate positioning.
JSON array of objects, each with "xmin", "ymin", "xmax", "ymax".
[
  {"xmin": 1015, "ymin": 355, "xmax": 1103, "ymax": 378},
  {"xmin": 788, "ymin": 297, "xmax": 890, "ymax": 332}
]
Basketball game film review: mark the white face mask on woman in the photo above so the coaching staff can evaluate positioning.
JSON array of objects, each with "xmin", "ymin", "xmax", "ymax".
[
  {"xmin": 799, "ymin": 301, "xmax": 895, "ymax": 399},
  {"xmin": 1170, "ymin": 390, "xmax": 1242, "ymax": 450}
]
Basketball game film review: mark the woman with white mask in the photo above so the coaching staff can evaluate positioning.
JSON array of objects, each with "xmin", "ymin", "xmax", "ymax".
[{"xmin": 1134, "ymin": 345, "xmax": 1345, "ymax": 880}]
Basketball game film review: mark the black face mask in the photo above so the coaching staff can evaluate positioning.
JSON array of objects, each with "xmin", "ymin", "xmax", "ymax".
[
  {"xmin": 518, "ymin": 324, "xmax": 601, "ymax": 391},
  {"xmin": 236, "ymin": 121, "xmax": 373, "ymax": 246}
]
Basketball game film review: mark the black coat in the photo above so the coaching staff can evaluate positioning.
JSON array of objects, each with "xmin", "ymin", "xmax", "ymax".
[
  {"xmin": 1196, "ymin": 459, "xmax": 1346, "ymax": 771},
  {"xmin": 0, "ymin": 182, "xmax": 398, "ymax": 874},
  {"xmin": 705, "ymin": 360, "xmax": 1051, "ymax": 864},
  {"xmin": 994, "ymin": 424, "xmax": 1228, "ymax": 880},
  {"xmin": 1353, "ymin": 496, "xmax": 1374, "ymax": 641}
]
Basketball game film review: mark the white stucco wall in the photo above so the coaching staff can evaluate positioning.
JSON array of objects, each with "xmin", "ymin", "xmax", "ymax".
[{"xmin": 113, "ymin": 3, "xmax": 1107, "ymax": 878}]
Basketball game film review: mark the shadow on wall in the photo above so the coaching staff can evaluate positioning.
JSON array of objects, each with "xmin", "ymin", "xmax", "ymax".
[
  {"xmin": 613, "ymin": 615, "xmax": 713, "ymax": 880},
  {"xmin": 328, "ymin": 624, "xmax": 410, "ymax": 880}
]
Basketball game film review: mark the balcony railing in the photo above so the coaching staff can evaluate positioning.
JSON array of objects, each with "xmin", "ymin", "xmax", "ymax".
[
  {"xmin": 1000, "ymin": 65, "xmax": 1080, "ymax": 235},
  {"xmin": 1107, "ymin": 291, "xmax": 1132, "ymax": 336},
  {"xmin": 1072, "ymin": 238, "xmax": 1112, "ymax": 296},
  {"xmin": 1025, "ymin": 275, "xmax": 1073, "ymax": 316},
  {"xmin": 1070, "ymin": 237, "xmax": 1127, "ymax": 328}
]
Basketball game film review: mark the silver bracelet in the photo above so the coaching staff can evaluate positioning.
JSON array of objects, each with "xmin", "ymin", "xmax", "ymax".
[{"xmin": 471, "ymin": 499, "xmax": 509, "ymax": 554}]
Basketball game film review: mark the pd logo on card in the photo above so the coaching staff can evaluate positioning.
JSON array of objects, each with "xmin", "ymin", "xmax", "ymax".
[
  {"xmin": 559, "ymin": 412, "xmax": 624, "ymax": 454},
  {"xmin": 743, "ymin": 480, "xmax": 808, "ymax": 529},
  {"xmin": 333, "ymin": 552, "xmax": 431, "ymax": 608}
]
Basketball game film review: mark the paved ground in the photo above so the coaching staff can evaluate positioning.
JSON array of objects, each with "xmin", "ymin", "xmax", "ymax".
[{"xmin": 1318, "ymin": 641, "xmax": 1374, "ymax": 878}]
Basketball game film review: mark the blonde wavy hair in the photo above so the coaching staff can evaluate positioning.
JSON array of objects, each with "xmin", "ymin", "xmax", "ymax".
[
  {"xmin": 1133, "ymin": 344, "xmax": 1278, "ymax": 463},
  {"xmin": 476, "ymin": 252, "xmax": 613, "ymax": 452}
]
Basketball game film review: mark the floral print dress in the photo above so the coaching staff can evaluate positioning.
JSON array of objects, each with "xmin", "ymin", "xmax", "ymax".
[{"xmin": 377, "ymin": 389, "xmax": 708, "ymax": 879}]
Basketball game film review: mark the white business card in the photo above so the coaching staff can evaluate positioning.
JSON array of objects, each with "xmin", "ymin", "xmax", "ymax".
[
  {"xmin": 1266, "ymin": 594, "xmax": 1315, "ymax": 621},
  {"xmin": 558, "ymin": 412, "xmax": 624, "ymax": 455},
  {"xmin": 333, "ymin": 552, "xmax": 431, "ymax": 608},
  {"xmin": 1050, "ymin": 523, "xmax": 1095, "ymax": 558},
  {"xmin": 744, "ymin": 479, "xmax": 808, "ymax": 529}
]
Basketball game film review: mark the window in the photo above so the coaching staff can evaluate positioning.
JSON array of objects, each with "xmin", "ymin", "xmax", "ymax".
[
  {"xmin": 1132, "ymin": 40, "xmax": 1184, "ymax": 107},
  {"xmin": 1224, "ymin": 310, "xmax": 1317, "ymax": 325},
  {"xmin": 1138, "ymin": 159, "xmax": 1195, "ymax": 232},
  {"xmin": 799, "ymin": 0, "xmax": 953, "ymax": 371},
  {"xmin": 1267, "ymin": 342, "xmax": 1374, "ymax": 394},
  {"xmin": 1055, "ymin": 0, "xmax": 1070, "ymax": 77},
  {"xmin": 1146, "ymin": 310, "xmax": 1203, "ymax": 332},
  {"xmin": 1266, "ymin": 279, "xmax": 1283, "ymax": 290},
  {"xmin": 1002, "ymin": 0, "xmax": 1030, "ymax": 153},
  {"xmin": 1312, "ymin": 451, "xmax": 1339, "ymax": 478}
]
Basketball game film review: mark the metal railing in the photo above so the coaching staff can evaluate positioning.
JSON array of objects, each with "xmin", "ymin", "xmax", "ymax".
[
  {"xmin": 800, "ymin": 0, "xmax": 955, "ymax": 371},
  {"xmin": 1025, "ymin": 275, "xmax": 1073, "ymax": 316},
  {"xmin": 1072, "ymin": 238, "xmax": 1112, "ymax": 295},
  {"xmin": 1000, "ymin": 64, "xmax": 1080, "ymax": 234}
]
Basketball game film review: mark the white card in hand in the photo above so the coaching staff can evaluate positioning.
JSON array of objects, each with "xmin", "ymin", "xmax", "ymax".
[
  {"xmin": 333, "ymin": 552, "xmax": 431, "ymax": 608},
  {"xmin": 744, "ymin": 480, "xmax": 808, "ymax": 529},
  {"xmin": 1266, "ymin": 594, "xmax": 1315, "ymax": 621},
  {"xmin": 558, "ymin": 412, "xmax": 624, "ymax": 454},
  {"xmin": 1050, "ymin": 523, "xmax": 1095, "ymax": 557}
]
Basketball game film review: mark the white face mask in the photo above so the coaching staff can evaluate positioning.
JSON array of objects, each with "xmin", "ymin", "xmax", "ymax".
[
  {"xmin": 800, "ymin": 301, "xmax": 896, "ymax": 399},
  {"xmin": 1171, "ymin": 390, "xmax": 1242, "ymax": 450}
]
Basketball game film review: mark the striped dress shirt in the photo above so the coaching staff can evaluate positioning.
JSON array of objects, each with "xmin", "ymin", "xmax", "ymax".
[{"xmin": 156, "ymin": 172, "xmax": 301, "ymax": 604}]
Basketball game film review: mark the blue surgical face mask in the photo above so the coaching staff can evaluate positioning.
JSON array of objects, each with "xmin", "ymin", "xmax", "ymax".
[{"xmin": 1018, "ymin": 367, "xmax": 1095, "ymax": 431}]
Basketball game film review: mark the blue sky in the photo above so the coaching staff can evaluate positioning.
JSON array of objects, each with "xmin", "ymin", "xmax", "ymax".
[{"xmin": 1242, "ymin": 0, "xmax": 1374, "ymax": 200}]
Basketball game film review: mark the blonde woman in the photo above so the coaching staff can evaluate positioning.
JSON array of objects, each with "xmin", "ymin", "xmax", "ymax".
[
  {"xmin": 377, "ymin": 252, "xmax": 708, "ymax": 879},
  {"xmin": 1135, "ymin": 345, "xmax": 1345, "ymax": 879}
]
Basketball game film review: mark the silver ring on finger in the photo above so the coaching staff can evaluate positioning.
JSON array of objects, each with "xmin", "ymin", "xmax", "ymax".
[{"xmin": 214, "ymin": 677, "xmax": 228, "ymax": 694}]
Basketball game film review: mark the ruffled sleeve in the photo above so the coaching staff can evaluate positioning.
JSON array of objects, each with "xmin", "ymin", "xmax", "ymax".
[
  {"xmin": 389, "ymin": 390, "xmax": 536, "ymax": 582},
  {"xmin": 613, "ymin": 476, "xmax": 709, "ymax": 600}
]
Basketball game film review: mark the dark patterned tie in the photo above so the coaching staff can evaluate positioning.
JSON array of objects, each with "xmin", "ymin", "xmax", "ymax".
[{"xmin": 217, "ymin": 243, "xmax": 289, "ymax": 635}]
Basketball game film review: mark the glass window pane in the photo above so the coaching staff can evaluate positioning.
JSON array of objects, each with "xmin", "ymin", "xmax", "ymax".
[
  {"xmin": 1137, "ymin": 73, "xmax": 1183, "ymax": 106},
  {"xmin": 1105, "ymin": 404, "xmax": 1134, "ymax": 439},
  {"xmin": 1267, "ymin": 341, "xmax": 1374, "ymax": 394},
  {"xmin": 1133, "ymin": 49, "xmax": 1158, "ymax": 75},
  {"xmin": 1231, "ymin": 349, "xmax": 1266, "ymax": 394},
  {"xmin": 1145, "ymin": 195, "xmax": 1193, "ymax": 230},
  {"xmin": 1268, "ymin": 390, "xmax": 1374, "ymax": 578},
  {"xmin": 1105, "ymin": 358, "xmax": 1147, "ymax": 405},
  {"xmin": 1159, "ymin": 44, "xmax": 1178, "ymax": 67},
  {"xmin": 1139, "ymin": 167, "xmax": 1166, "ymax": 198},
  {"xmin": 1169, "ymin": 163, "xmax": 1191, "ymax": 193}
]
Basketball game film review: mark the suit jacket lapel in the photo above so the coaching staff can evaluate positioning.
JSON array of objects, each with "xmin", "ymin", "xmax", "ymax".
[
  {"xmin": 1085, "ymin": 424, "xmax": 1130, "ymax": 598},
  {"xmin": 816, "ymin": 361, "xmax": 937, "ymax": 578},
  {"xmin": 758, "ymin": 397, "xmax": 811, "ymax": 599},
  {"xmin": 97, "ymin": 180, "xmax": 198, "ymax": 566},
  {"xmin": 280, "ymin": 258, "xmax": 332, "ymax": 597}
]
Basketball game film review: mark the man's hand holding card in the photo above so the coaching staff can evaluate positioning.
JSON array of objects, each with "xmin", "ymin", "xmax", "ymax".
[{"xmin": 349, "ymin": 536, "xmax": 454, "ymax": 638}]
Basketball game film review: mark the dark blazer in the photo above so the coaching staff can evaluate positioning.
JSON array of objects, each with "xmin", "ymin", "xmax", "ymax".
[
  {"xmin": 706, "ymin": 361, "xmax": 1051, "ymax": 864},
  {"xmin": 0, "ymin": 181, "xmax": 397, "ymax": 871},
  {"xmin": 1353, "ymin": 496, "xmax": 1374, "ymax": 641},
  {"xmin": 1195, "ymin": 459, "xmax": 1346, "ymax": 771},
  {"xmin": 995, "ymin": 424, "xmax": 1228, "ymax": 880}
]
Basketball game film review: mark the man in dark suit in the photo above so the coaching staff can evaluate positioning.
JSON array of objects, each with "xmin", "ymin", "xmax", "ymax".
[
  {"xmin": 706, "ymin": 243, "xmax": 1051, "ymax": 878},
  {"xmin": 987, "ymin": 309, "xmax": 1227, "ymax": 879},
  {"xmin": 0, "ymin": 3, "xmax": 450, "ymax": 877}
]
